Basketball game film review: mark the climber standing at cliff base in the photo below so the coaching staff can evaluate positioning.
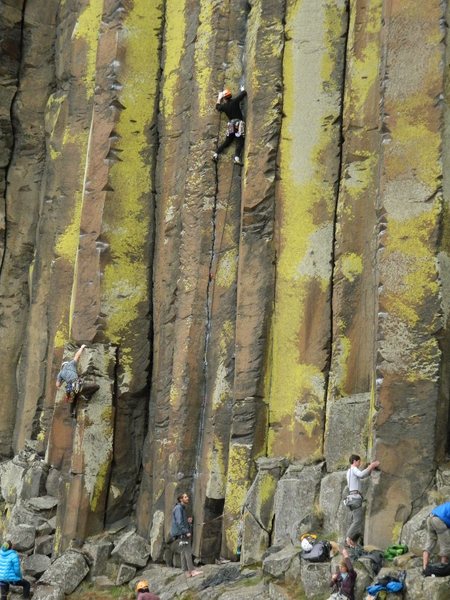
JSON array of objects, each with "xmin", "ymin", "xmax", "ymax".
[
  {"xmin": 422, "ymin": 501, "xmax": 450, "ymax": 575},
  {"xmin": 213, "ymin": 86, "xmax": 247, "ymax": 166},
  {"xmin": 56, "ymin": 344, "xmax": 99, "ymax": 417},
  {"xmin": 170, "ymin": 493, "xmax": 203, "ymax": 578},
  {"xmin": 344, "ymin": 454, "xmax": 380, "ymax": 548}
]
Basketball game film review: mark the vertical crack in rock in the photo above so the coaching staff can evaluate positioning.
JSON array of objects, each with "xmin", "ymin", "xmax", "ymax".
[
  {"xmin": 135, "ymin": 0, "xmax": 166, "ymax": 541},
  {"xmin": 439, "ymin": 0, "xmax": 450, "ymax": 457},
  {"xmin": 221, "ymin": 0, "xmax": 286, "ymax": 557},
  {"xmin": 103, "ymin": 344, "xmax": 119, "ymax": 528},
  {"xmin": 322, "ymin": 0, "xmax": 351, "ymax": 442},
  {"xmin": 194, "ymin": 153, "xmax": 221, "ymax": 482},
  {"xmin": 194, "ymin": 0, "xmax": 247, "ymax": 483},
  {"xmin": 0, "ymin": 0, "xmax": 26, "ymax": 275},
  {"xmin": 191, "ymin": 0, "xmax": 250, "ymax": 560},
  {"xmin": 266, "ymin": 0, "xmax": 350, "ymax": 464},
  {"xmin": 0, "ymin": 0, "xmax": 60, "ymax": 457}
]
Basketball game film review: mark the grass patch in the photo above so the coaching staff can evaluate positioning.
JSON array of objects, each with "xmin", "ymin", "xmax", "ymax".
[
  {"xmin": 67, "ymin": 581, "xmax": 133, "ymax": 600},
  {"xmin": 240, "ymin": 574, "xmax": 264, "ymax": 587}
]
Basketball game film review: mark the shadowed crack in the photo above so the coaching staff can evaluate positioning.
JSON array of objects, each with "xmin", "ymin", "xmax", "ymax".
[
  {"xmin": 322, "ymin": 0, "xmax": 351, "ymax": 441},
  {"xmin": 0, "ymin": 0, "xmax": 27, "ymax": 278}
]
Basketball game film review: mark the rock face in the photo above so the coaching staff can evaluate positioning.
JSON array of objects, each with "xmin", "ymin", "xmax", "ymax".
[{"xmin": 0, "ymin": 0, "xmax": 450, "ymax": 577}]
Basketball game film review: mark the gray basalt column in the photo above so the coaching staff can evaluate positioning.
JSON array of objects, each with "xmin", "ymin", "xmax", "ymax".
[
  {"xmin": 0, "ymin": 0, "xmax": 59, "ymax": 456},
  {"xmin": 14, "ymin": 0, "xmax": 106, "ymax": 453},
  {"xmin": 265, "ymin": 0, "xmax": 348, "ymax": 460},
  {"xmin": 366, "ymin": 0, "xmax": 446, "ymax": 547},
  {"xmin": 221, "ymin": 0, "xmax": 286, "ymax": 559},
  {"xmin": 324, "ymin": 0, "xmax": 382, "ymax": 471},
  {"xmin": 0, "ymin": 0, "xmax": 25, "ymax": 263},
  {"xmin": 190, "ymin": 0, "xmax": 248, "ymax": 562},
  {"xmin": 137, "ymin": 0, "xmax": 227, "ymax": 547}
]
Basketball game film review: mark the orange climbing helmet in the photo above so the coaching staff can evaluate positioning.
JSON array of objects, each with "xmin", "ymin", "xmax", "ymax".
[
  {"xmin": 223, "ymin": 88, "xmax": 232, "ymax": 99},
  {"xmin": 136, "ymin": 580, "xmax": 149, "ymax": 592}
]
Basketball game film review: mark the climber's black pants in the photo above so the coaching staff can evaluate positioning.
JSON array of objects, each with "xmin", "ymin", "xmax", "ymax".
[
  {"xmin": 1, "ymin": 579, "xmax": 31, "ymax": 599},
  {"xmin": 217, "ymin": 133, "xmax": 244, "ymax": 159}
]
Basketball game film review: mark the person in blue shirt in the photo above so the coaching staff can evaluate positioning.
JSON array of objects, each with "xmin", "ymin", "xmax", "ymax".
[
  {"xmin": 0, "ymin": 540, "xmax": 30, "ymax": 599},
  {"xmin": 169, "ymin": 493, "xmax": 203, "ymax": 578},
  {"xmin": 56, "ymin": 344, "xmax": 99, "ymax": 417},
  {"xmin": 423, "ymin": 501, "xmax": 450, "ymax": 572}
]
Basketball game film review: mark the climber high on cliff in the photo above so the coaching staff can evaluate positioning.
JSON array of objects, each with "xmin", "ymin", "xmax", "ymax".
[
  {"xmin": 56, "ymin": 344, "xmax": 99, "ymax": 417},
  {"xmin": 213, "ymin": 86, "xmax": 247, "ymax": 166}
]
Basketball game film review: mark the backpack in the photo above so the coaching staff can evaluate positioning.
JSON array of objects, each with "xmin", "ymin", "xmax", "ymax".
[
  {"xmin": 423, "ymin": 562, "xmax": 450, "ymax": 577},
  {"xmin": 383, "ymin": 544, "xmax": 408, "ymax": 560},
  {"xmin": 364, "ymin": 549, "xmax": 384, "ymax": 575},
  {"xmin": 367, "ymin": 573, "xmax": 405, "ymax": 596},
  {"xmin": 301, "ymin": 540, "xmax": 331, "ymax": 562}
]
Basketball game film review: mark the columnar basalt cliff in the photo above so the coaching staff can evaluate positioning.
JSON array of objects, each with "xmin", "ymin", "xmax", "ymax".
[{"xmin": 1, "ymin": 0, "xmax": 450, "ymax": 573}]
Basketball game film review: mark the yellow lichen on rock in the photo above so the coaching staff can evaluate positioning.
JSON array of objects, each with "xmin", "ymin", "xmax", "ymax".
[
  {"xmin": 161, "ymin": 0, "xmax": 186, "ymax": 119},
  {"xmin": 206, "ymin": 437, "xmax": 226, "ymax": 498},
  {"xmin": 194, "ymin": 0, "xmax": 216, "ymax": 117},
  {"xmin": 215, "ymin": 248, "xmax": 238, "ymax": 289},
  {"xmin": 72, "ymin": 0, "xmax": 104, "ymax": 98},
  {"xmin": 266, "ymin": 0, "xmax": 346, "ymax": 459},
  {"xmin": 341, "ymin": 252, "xmax": 363, "ymax": 283},
  {"xmin": 382, "ymin": 205, "xmax": 441, "ymax": 328},
  {"xmin": 103, "ymin": 0, "xmax": 161, "ymax": 346},
  {"xmin": 223, "ymin": 443, "xmax": 253, "ymax": 551}
]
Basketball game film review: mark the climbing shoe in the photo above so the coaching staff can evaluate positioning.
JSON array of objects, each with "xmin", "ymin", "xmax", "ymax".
[
  {"xmin": 233, "ymin": 156, "xmax": 243, "ymax": 166},
  {"xmin": 212, "ymin": 152, "xmax": 218, "ymax": 162}
]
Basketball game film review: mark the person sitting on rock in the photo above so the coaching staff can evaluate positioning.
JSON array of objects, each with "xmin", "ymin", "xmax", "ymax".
[
  {"xmin": 135, "ymin": 579, "xmax": 160, "ymax": 600},
  {"xmin": 213, "ymin": 86, "xmax": 247, "ymax": 166},
  {"xmin": 0, "ymin": 540, "xmax": 31, "ymax": 600},
  {"xmin": 423, "ymin": 500, "xmax": 450, "ymax": 574},
  {"xmin": 329, "ymin": 547, "xmax": 356, "ymax": 600},
  {"xmin": 55, "ymin": 344, "xmax": 99, "ymax": 417}
]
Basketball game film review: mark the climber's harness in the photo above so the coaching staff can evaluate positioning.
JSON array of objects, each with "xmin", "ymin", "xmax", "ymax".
[
  {"xmin": 227, "ymin": 119, "xmax": 245, "ymax": 137},
  {"xmin": 65, "ymin": 377, "xmax": 84, "ymax": 401}
]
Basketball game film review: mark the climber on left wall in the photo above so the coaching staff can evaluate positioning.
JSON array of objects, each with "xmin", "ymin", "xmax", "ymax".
[{"xmin": 56, "ymin": 345, "xmax": 99, "ymax": 417}]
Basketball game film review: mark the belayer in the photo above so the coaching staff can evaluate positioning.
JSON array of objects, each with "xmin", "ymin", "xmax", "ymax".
[{"xmin": 213, "ymin": 86, "xmax": 247, "ymax": 166}]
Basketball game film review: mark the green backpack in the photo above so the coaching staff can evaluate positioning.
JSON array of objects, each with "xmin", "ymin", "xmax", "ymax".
[{"xmin": 383, "ymin": 543, "xmax": 408, "ymax": 561}]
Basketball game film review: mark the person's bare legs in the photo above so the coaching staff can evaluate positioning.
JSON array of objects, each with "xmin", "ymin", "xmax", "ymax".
[{"xmin": 180, "ymin": 541, "xmax": 203, "ymax": 577}]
